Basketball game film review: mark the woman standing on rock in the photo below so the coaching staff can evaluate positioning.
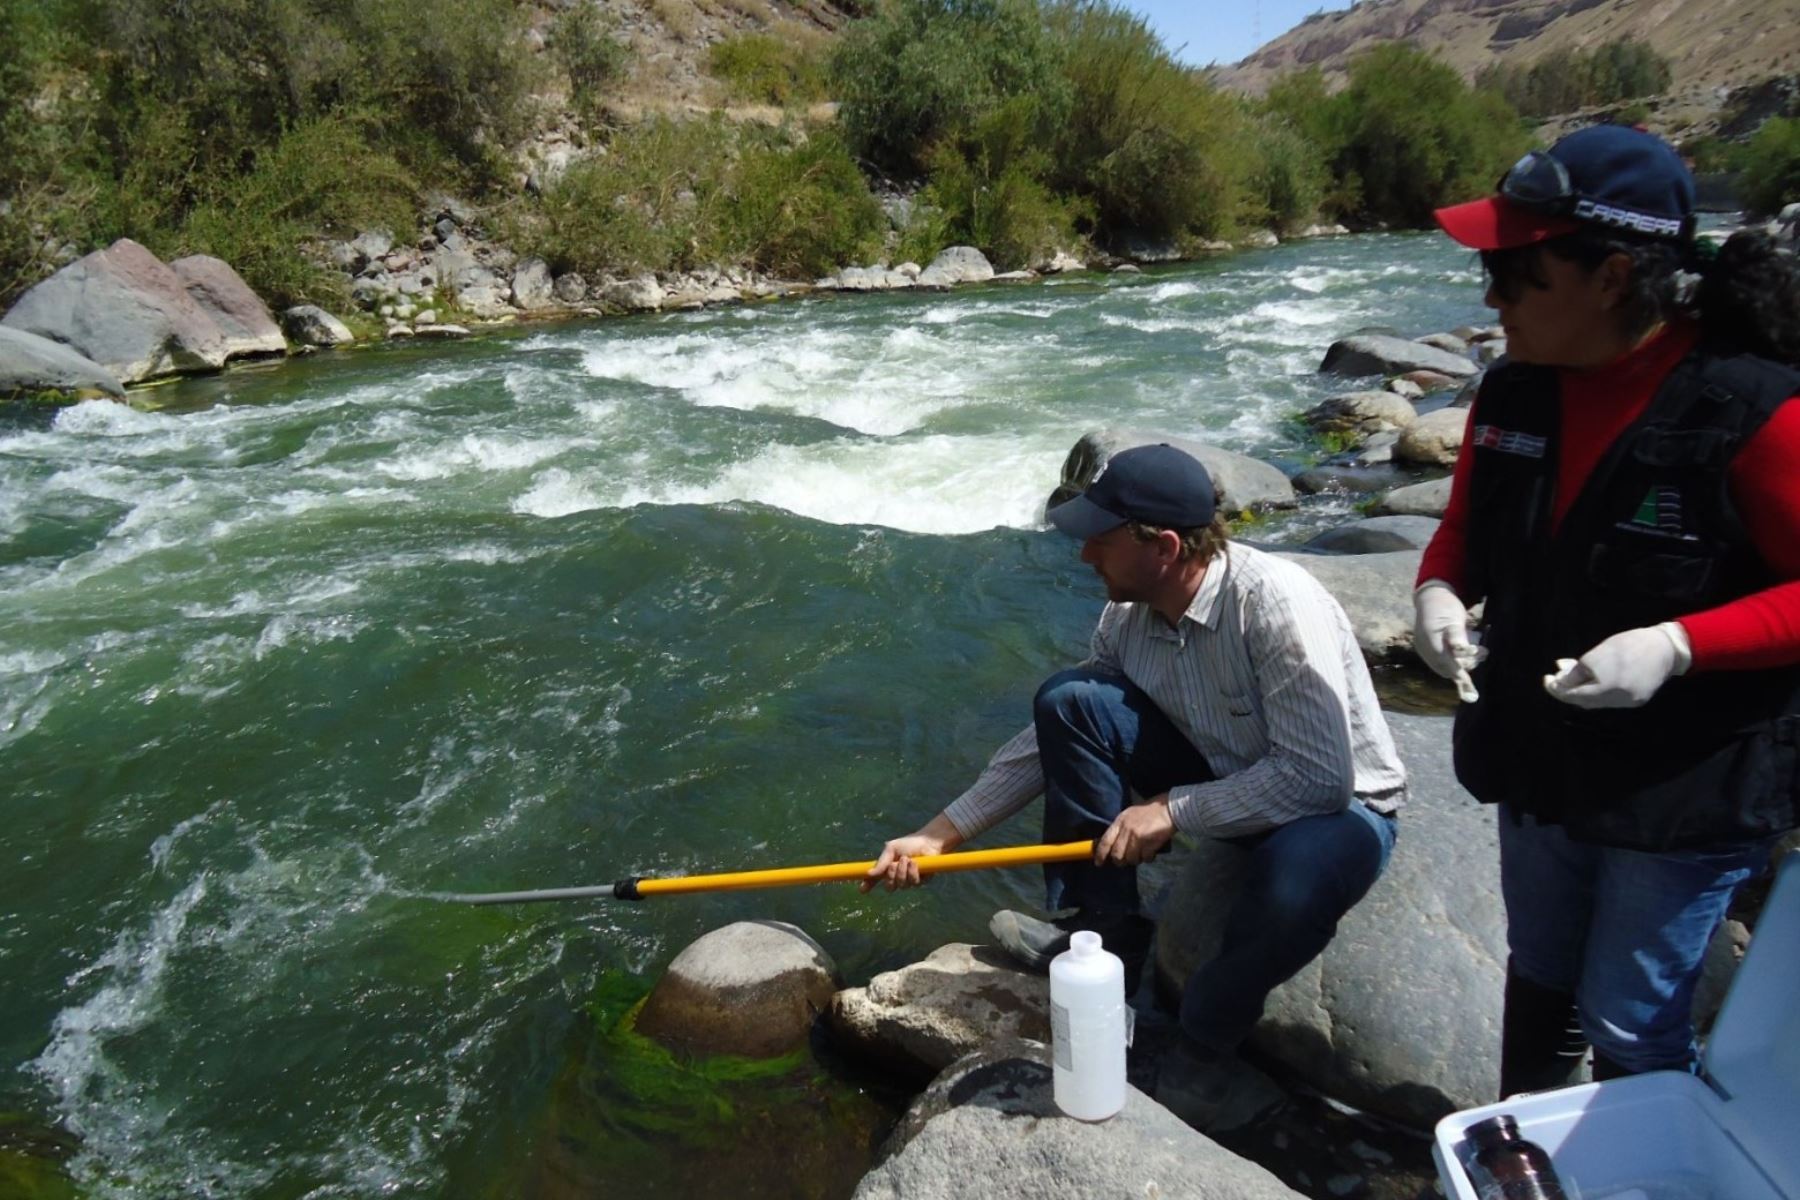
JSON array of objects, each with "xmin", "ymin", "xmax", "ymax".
[{"xmin": 1413, "ymin": 124, "xmax": 1800, "ymax": 1095}]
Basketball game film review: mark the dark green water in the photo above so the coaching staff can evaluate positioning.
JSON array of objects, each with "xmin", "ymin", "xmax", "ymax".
[{"xmin": 0, "ymin": 234, "xmax": 1493, "ymax": 1197}]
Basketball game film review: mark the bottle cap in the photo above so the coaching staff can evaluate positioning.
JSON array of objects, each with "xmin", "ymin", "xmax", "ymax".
[
  {"xmin": 1069, "ymin": 930, "xmax": 1102, "ymax": 957},
  {"xmin": 1468, "ymin": 1114, "xmax": 1523, "ymax": 1150}
]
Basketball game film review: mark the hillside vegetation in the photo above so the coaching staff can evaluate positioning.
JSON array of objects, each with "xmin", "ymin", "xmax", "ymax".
[{"xmin": 3, "ymin": 0, "xmax": 1796, "ymax": 318}]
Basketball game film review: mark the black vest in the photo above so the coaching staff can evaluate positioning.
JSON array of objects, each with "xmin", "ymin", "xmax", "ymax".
[{"xmin": 1453, "ymin": 347, "xmax": 1800, "ymax": 851}]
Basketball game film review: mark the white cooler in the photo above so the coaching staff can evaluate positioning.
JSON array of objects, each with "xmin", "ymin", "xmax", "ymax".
[{"xmin": 1434, "ymin": 854, "xmax": 1800, "ymax": 1200}]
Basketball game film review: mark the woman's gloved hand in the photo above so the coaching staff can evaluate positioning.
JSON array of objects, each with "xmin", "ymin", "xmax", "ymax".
[
  {"xmin": 1543, "ymin": 622, "xmax": 1693, "ymax": 709},
  {"xmin": 1413, "ymin": 580, "xmax": 1484, "ymax": 703}
]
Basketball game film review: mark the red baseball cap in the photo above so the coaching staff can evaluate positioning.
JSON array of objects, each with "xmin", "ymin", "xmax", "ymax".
[{"xmin": 1433, "ymin": 196, "xmax": 1583, "ymax": 251}]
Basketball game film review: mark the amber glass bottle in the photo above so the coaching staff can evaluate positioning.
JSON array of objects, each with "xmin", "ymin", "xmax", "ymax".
[{"xmin": 1466, "ymin": 1114, "xmax": 1571, "ymax": 1200}]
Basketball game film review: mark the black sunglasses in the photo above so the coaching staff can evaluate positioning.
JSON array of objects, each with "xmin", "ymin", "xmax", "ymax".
[{"xmin": 1499, "ymin": 151, "xmax": 1577, "ymax": 214}]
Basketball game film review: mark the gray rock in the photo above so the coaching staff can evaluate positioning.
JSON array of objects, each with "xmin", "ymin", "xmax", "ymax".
[
  {"xmin": 282, "ymin": 305, "xmax": 355, "ymax": 348},
  {"xmin": 0, "ymin": 326, "xmax": 126, "ymax": 398},
  {"xmin": 828, "ymin": 944, "xmax": 1048, "ymax": 1079},
  {"xmin": 415, "ymin": 310, "xmax": 438, "ymax": 326},
  {"xmin": 1050, "ymin": 429, "xmax": 1297, "ymax": 518},
  {"xmin": 552, "ymin": 273, "xmax": 588, "ymax": 305},
  {"xmin": 855, "ymin": 1042, "xmax": 1303, "ymax": 1200},
  {"xmin": 917, "ymin": 246, "xmax": 995, "ymax": 288},
  {"xmin": 1397, "ymin": 407, "xmax": 1468, "ymax": 467},
  {"xmin": 1303, "ymin": 391, "xmax": 1418, "ymax": 437},
  {"xmin": 1386, "ymin": 378, "xmax": 1424, "ymax": 401},
  {"xmin": 1292, "ymin": 463, "xmax": 1414, "ymax": 495},
  {"xmin": 1476, "ymin": 339, "xmax": 1508, "ymax": 366},
  {"xmin": 599, "ymin": 274, "xmax": 664, "ymax": 312},
  {"xmin": 992, "ymin": 270, "xmax": 1037, "ymax": 282},
  {"xmin": 1269, "ymin": 550, "xmax": 1421, "ymax": 658},
  {"xmin": 169, "ymin": 255, "xmax": 287, "ymax": 361},
  {"xmin": 510, "ymin": 257, "xmax": 556, "ymax": 310},
  {"xmin": 1041, "ymin": 249, "xmax": 1087, "ymax": 273},
  {"xmin": 1375, "ymin": 476, "xmax": 1454, "ymax": 518},
  {"xmin": 1304, "ymin": 515, "xmax": 1441, "ymax": 554},
  {"xmin": 1321, "ymin": 334, "xmax": 1480, "ymax": 381},
  {"xmin": 1239, "ymin": 230, "xmax": 1280, "ymax": 249},
  {"xmin": 1350, "ymin": 429, "xmax": 1401, "ymax": 466},
  {"xmin": 1416, "ymin": 332, "xmax": 1470, "ymax": 356},
  {"xmin": 434, "ymin": 216, "xmax": 458, "ymax": 242},
  {"xmin": 457, "ymin": 285, "xmax": 516, "ymax": 321},
  {"xmin": 351, "ymin": 229, "xmax": 394, "ymax": 265},
  {"xmin": 413, "ymin": 324, "xmax": 471, "ymax": 339},
  {"xmin": 1112, "ymin": 263, "xmax": 1142, "ymax": 275},
  {"xmin": 1397, "ymin": 369, "xmax": 1463, "ymax": 393},
  {"xmin": 636, "ymin": 920, "xmax": 840, "ymax": 1059},
  {"xmin": 2, "ymin": 238, "xmax": 231, "ymax": 383}
]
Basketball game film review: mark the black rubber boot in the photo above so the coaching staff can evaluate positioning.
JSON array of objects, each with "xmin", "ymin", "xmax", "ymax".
[
  {"xmin": 1499, "ymin": 959, "xmax": 1590, "ymax": 1099},
  {"xmin": 988, "ymin": 910, "xmax": 1153, "ymax": 990}
]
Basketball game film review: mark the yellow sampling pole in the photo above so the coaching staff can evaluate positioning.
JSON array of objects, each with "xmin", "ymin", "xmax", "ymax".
[{"xmin": 441, "ymin": 840, "xmax": 1097, "ymax": 905}]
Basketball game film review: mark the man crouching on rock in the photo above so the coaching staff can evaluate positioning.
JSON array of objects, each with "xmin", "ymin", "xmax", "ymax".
[{"xmin": 862, "ymin": 443, "xmax": 1407, "ymax": 1128}]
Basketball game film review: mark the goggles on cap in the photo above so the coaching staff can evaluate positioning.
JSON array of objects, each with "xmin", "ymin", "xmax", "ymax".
[{"xmin": 1498, "ymin": 150, "xmax": 1693, "ymax": 242}]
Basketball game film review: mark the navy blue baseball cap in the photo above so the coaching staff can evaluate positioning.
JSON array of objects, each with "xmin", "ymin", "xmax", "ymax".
[
  {"xmin": 1436, "ymin": 124, "xmax": 1695, "ymax": 250},
  {"xmin": 1047, "ymin": 444, "xmax": 1216, "ymax": 540}
]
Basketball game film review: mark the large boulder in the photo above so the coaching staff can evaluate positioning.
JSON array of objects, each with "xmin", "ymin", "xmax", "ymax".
[
  {"xmin": 1269, "ymin": 549, "xmax": 1421, "ymax": 659},
  {"xmin": 1157, "ymin": 712, "xmax": 1506, "ymax": 1127},
  {"xmin": 0, "ymin": 327, "xmax": 126, "ymax": 399},
  {"xmin": 827, "ymin": 944, "xmax": 1048, "ymax": 1080},
  {"xmin": 1397, "ymin": 406, "xmax": 1468, "ymax": 467},
  {"xmin": 169, "ymin": 255, "xmax": 287, "ymax": 361},
  {"xmin": 853, "ymin": 1042, "xmax": 1304, "ymax": 1200},
  {"xmin": 1321, "ymin": 334, "xmax": 1480, "ymax": 381},
  {"xmin": 916, "ymin": 246, "xmax": 995, "ymax": 288},
  {"xmin": 635, "ymin": 920, "xmax": 839, "ymax": 1059},
  {"xmin": 2, "ymin": 238, "xmax": 232, "ymax": 383},
  {"xmin": 599, "ymin": 274, "xmax": 664, "ymax": 312},
  {"xmin": 1051, "ymin": 429, "xmax": 1297, "ymax": 517},
  {"xmin": 510, "ymin": 257, "xmax": 556, "ymax": 310}
]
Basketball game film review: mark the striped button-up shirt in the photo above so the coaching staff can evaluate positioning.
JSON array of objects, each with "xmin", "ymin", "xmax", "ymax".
[{"xmin": 943, "ymin": 541, "xmax": 1407, "ymax": 841}]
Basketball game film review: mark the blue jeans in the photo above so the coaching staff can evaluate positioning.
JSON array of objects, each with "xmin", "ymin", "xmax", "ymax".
[
  {"xmin": 1034, "ymin": 668, "xmax": 1398, "ymax": 1052},
  {"xmin": 1499, "ymin": 805, "xmax": 1771, "ymax": 1074}
]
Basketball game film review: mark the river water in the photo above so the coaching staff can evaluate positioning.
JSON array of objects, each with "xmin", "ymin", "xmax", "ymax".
[{"xmin": 0, "ymin": 232, "xmax": 1494, "ymax": 1198}]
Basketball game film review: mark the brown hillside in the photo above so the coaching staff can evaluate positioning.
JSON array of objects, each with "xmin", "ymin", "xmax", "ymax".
[
  {"xmin": 534, "ymin": 0, "xmax": 855, "ymax": 118},
  {"xmin": 1212, "ymin": 0, "xmax": 1800, "ymax": 110}
]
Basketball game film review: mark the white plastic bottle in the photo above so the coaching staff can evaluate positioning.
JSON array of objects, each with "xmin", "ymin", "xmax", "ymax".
[{"xmin": 1048, "ymin": 930, "xmax": 1127, "ymax": 1121}]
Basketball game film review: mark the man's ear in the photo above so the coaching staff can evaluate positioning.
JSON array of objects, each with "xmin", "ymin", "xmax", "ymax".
[
  {"xmin": 1596, "ymin": 250, "xmax": 1635, "ymax": 310},
  {"xmin": 1155, "ymin": 528, "xmax": 1184, "ymax": 562}
]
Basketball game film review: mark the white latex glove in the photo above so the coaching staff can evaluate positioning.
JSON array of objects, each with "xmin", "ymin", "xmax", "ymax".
[
  {"xmin": 1543, "ymin": 622, "xmax": 1693, "ymax": 709},
  {"xmin": 1413, "ymin": 580, "xmax": 1484, "ymax": 703}
]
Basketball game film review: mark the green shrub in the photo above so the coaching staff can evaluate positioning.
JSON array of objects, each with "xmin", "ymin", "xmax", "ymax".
[
  {"xmin": 1476, "ymin": 38, "xmax": 1672, "ymax": 119},
  {"xmin": 722, "ymin": 129, "xmax": 887, "ymax": 277},
  {"xmin": 172, "ymin": 114, "xmax": 420, "ymax": 309},
  {"xmin": 831, "ymin": 0, "xmax": 1070, "ymax": 178},
  {"xmin": 518, "ymin": 119, "xmax": 884, "ymax": 279},
  {"xmin": 709, "ymin": 33, "xmax": 829, "ymax": 107},
  {"xmin": 1246, "ymin": 114, "xmax": 1330, "ymax": 232},
  {"xmin": 1739, "ymin": 117, "xmax": 1800, "ymax": 217},
  {"xmin": 552, "ymin": 4, "xmax": 631, "ymax": 129},
  {"xmin": 1274, "ymin": 45, "xmax": 1528, "ymax": 228},
  {"xmin": 916, "ymin": 98, "xmax": 1089, "ymax": 268},
  {"xmin": 1045, "ymin": 0, "xmax": 1258, "ymax": 239}
]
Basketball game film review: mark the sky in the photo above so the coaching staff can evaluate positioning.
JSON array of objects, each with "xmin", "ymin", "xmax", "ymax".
[{"xmin": 1118, "ymin": 2, "xmax": 1359, "ymax": 69}]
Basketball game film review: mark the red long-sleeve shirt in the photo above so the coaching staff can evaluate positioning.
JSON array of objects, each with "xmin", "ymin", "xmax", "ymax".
[{"xmin": 1418, "ymin": 322, "xmax": 1800, "ymax": 671}]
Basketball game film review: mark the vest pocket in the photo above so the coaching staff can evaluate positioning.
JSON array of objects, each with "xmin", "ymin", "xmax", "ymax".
[{"xmin": 1585, "ymin": 539, "xmax": 1715, "ymax": 604}]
